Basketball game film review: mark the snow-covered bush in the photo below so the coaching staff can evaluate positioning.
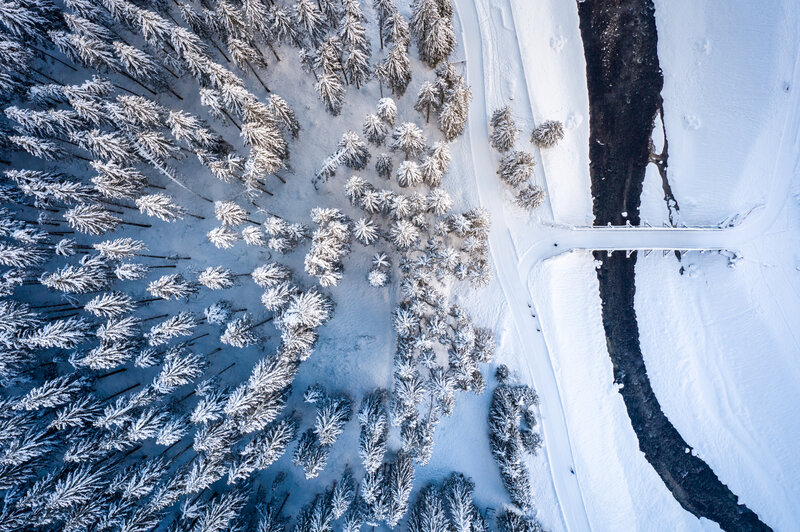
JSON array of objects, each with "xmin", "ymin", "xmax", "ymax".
[{"xmin": 531, "ymin": 119, "xmax": 565, "ymax": 148}]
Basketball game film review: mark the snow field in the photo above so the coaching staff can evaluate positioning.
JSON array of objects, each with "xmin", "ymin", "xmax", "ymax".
[{"xmin": 531, "ymin": 251, "xmax": 720, "ymax": 532}]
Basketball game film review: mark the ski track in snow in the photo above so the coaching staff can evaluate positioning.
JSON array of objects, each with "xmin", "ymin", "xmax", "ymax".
[
  {"xmin": 453, "ymin": 0, "xmax": 591, "ymax": 529},
  {"xmin": 455, "ymin": 0, "xmax": 800, "ymax": 528}
]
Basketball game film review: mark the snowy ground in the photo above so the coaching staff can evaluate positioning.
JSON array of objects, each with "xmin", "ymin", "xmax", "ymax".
[{"xmin": 448, "ymin": 0, "xmax": 800, "ymax": 529}]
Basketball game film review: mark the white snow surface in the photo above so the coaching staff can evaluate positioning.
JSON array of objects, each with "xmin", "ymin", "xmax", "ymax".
[
  {"xmin": 453, "ymin": 0, "xmax": 800, "ymax": 529},
  {"xmin": 648, "ymin": 0, "xmax": 800, "ymax": 226},
  {"xmin": 531, "ymin": 252, "xmax": 720, "ymax": 532}
]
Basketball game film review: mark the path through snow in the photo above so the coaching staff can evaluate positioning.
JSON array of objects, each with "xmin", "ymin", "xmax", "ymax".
[{"xmin": 455, "ymin": 0, "xmax": 800, "ymax": 528}]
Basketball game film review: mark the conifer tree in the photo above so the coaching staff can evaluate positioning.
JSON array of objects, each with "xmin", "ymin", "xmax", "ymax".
[
  {"xmin": 293, "ymin": 429, "xmax": 329, "ymax": 479},
  {"xmin": 391, "ymin": 123, "xmax": 426, "ymax": 159},
  {"xmin": 439, "ymin": 83, "xmax": 471, "ymax": 141},
  {"xmin": 384, "ymin": 451, "xmax": 415, "ymax": 527},
  {"xmin": 407, "ymin": 485, "xmax": 448, "ymax": 532},
  {"xmin": 136, "ymin": 193, "xmax": 187, "ymax": 222},
  {"xmin": 490, "ymin": 106, "xmax": 519, "ymax": 152},
  {"xmin": 376, "ymin": 153, "xmax": 393, "ymax": 179},
  {"xmin": 515, "ymin": 184, "xmax": 546, "ymax": 211},
  {"xmin": 358, "ymin": 390, "xmax": 388, "ymax": 473},
  {"xmin": 221, "ymin": 314, "xmax": 260, "ymax": 348},
  {"xmin": 198, "ymin": 266, "xmax": 235, "ymax": 290},
  {"xmin": 531, "ymin": 119, "xmax": 564, "ymax": 148},
  {"xmin": 363, "ymin": 113, "xmax": 388, "ymax": 146},
  {"xmin": 147, "ymin": 273, "xmax": 197, "ymax": 300},
  {"xmin": 331, "ymin": 467, "xmax": 356, "ymax": 519},
  {"xmin": 316, "ymin": 73, "xmax": 346, "ymax": 116},
  {"xmin": 377, "ymin": 44, "xmax": 411, "ymax": 97},
  {"xmin": 497, "ymin": 150, "xmax": 535, "ymax": 188},
  {"xmin": 376, "ymin": 97, "xmax": 397, "ymax": 126}
]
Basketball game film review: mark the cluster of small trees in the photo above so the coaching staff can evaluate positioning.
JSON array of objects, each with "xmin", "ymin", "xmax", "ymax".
[
  {"xmin": 294, "ymin": 385, "xmax": 352, "ymax": 479},
  {"xmin": 489, "ymin": 366, "xmax": 543, "ymax": 513},
  {"xmin": 490, "ymin": 105, "xmax": 565, "ymax": 211},
  {"xmin": 407, "ymin": 473, "xmax": 489, "ymax": 532}
]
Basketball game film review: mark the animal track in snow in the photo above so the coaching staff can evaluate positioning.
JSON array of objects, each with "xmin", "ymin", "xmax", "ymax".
[
  {"xmin": 683, "ymin": 114, "xmax": 702, "ymax": 130},
  {"xmin": 550, "ymin": 35, "xmax": 567, "ymax": 52}
]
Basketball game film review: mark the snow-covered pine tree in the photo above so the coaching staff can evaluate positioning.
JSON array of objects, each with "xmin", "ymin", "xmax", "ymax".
[
  {"xmin": 316, "ymin": 73, "xmax": 345, "ymax": 116},
  {"xmin": 40, "ymin": 256, "xmax": 112, "ymax": 293},
  {"xmin": 407, "ymin": 484, "xmax": 448, "ymax": 532},
  {"xmin": 208, "ymin": 225, "xmax": 241, "ymax": 249},
  {"xmin": 91, "ymin": 160, "xmax": 148, "ymax": 200},
  {"xmin": 439, "ymin": 83, "xmax": 471, "ymax": 141},
  {"xmin": 147, "ymin": 273, "xmax": 197, "ymax": 300},
  {"xmin": 337, "ymin": 131, "xmax": 371, "ymax": 170},
  {"xmin": 23, "ymin": 317, "xmax": 91, "ymax": 350},
  {"xmin": 84, "ymin": 292, "xmax": 134, "ymax": 319},
  {"xmin": 442, "ymin": 473, "xmax": 475, "ymax": 532},
  {"xmin": 396, "ymin": 160, "xmax": 422, "ymax": 188},
  {"xmin": 384, "ymin": 451, "xmax": 415, "ymax": 527},
  {"xmin": 64, "ymin": 204, "xmax": 121, "ymax": 235},
  {"xmin": 314, "ymin": 393, "xmax": 352, "ymax": 446},
  {"xmin": 496, "ymin": 509, "xmax": 544, "ymax": 532},
  {"xmin": 111, "ymin": 259, "xmax": 147, "ymax": 283},
  {"xmin": 531, "ymin": 119, "xmax": 564, "ymax": 148},
  {"xmin": 411, "ymin": 0, "xmax": 455, "ymax": 67},
  {"xmin": 390, "ymin": 219, "xmax": 419, "ymax": 250},
  {"xmin": 293, "ymin": 486, "xmax": 335, "ymax": 532},
  {"xmin": 358, "ymin": 389, "xmax": 389, "ymax": 473},
  {"xmin": 214, "ymin": 201, "xmax": 251, "ymax": 227},
  {"xmin": 342, "ymin": 496, "xmax": 366, "ymax": 532},
  {"xmin": 343, "ymin": 46, "xmax": 371, "ymax": 90},
  {"xmin": 293, "ymin": 429, "xmax": 329, "ymax": 479},
  {"xmin": 10, "ymin": 135, "xmax": 68, "ymax": 160},
  {"xmin": 228, "ymin": 417, "xmax": 297, "ymax": 484},
  {"xmin": 304, "ymin": 208, "xmax": 351, "ymax": 287},
  {"xmin": 294, "ymin": 0, "xmax": 326, "ymax": 45},
  {"xmin": 198, "ymin": 266, "xmax": 235, "ymax": 290},
  {"xmin": 251, "ymin": 262, "xmax": 291, "ymax": 289},
  {"xmin": 415, "ymin": 81, "xmax": 440, "ymax": 124},
  {"xmin": 377, "ymin": 44, "xmax": 411, "ymax": 97},
  {"xmin": 497, "ymin": 150, "xmax": 535, "ymax": 188},
  {"xmin": 515, "ymin": 184, "xmax": 546, "ymax": 211},
  {"xmin": 93, "ymin": 237, "xmax": 147, "ymax": 260},
  {"xmin": 136, "ymin": 193, "xmax": 187, "ymax": 222},
  {"xmin": 353, "ymin": 217, "xmax": 379, "ymax": 245},
  {"xmin": 490, "ymin": 106, "xmax": 519, "ymax": 152},
  {"xmin": 331, "ymin": 466, "xmax": 356, "ymax": 519},
  {"xmin": 376, "ymin": 153, "xmax": 393, "ymax": 179},
  {"xmin": 146, "ymin": 312, "xmax": 197, "ymax": 346},
  {"xmin": 363, "ymin": 113, "xmax": 388, "ymax": 146},
  {"xmin": 0, "ymin": 243, "xmax": 47, "ymax": 269},
  {"xmin": 268, "ymin": 94, "xmax": 301, "ymax": 138},
  {"xmin": 221, "ymin": 314, "xmax": 260, "ymax": 348},
  {"xmin": 391, "ymin": 122, "xmax": 426, "ymax": 160},
  {"xmin": 13, "ymin": 374, "xmax": 84, "ymax": 411},
  {"xmin": 376, "ymin": 97, "xmax": 397, "ymax": 126}
]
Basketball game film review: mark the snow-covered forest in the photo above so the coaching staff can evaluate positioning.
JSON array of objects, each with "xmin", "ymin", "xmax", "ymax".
[
  {"xmin": 4, "ymin": 0, "xmax": 798, "ymax": 529},
  {"xmin": 0, "ymin": 0, "xmax": 554, "ymax": 529}
]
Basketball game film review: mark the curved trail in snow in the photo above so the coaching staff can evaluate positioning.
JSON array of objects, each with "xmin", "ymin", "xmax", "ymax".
[
  {"xmin": 454, "ymin": 0, "xmax": 800, "ymax": 528},
  {"xmin": 453, "ymin": 0, "xmax": 591, "ymax": 530}
]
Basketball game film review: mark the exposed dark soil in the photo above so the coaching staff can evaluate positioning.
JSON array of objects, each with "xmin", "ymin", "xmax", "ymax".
[{"xmin": 577, "ymin": 0, "xmax": 770, "ymax": 529}]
